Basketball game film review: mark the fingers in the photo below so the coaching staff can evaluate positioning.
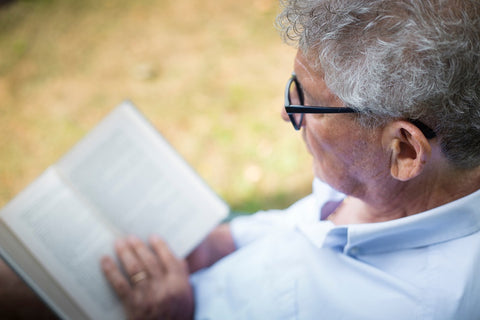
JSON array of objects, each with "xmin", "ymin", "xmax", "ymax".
[
  {"xmin": 101, "ymin": 236, "xmax": 194, "ymax": 320},
  {"xmin": 102, "ymin": 237, "xmax": 161, "ymax": 314},
  {"xmin": 149, "ymin": 235, "xmax": 184, "ymax": 274},
  {"xmin": 103, "ymin": 235, "xmax": 184, "ymax": 286},
  {"xmin": 100, "ymin": 256, "xmax": 131, "ymax": 300},
  {"xmin": 126, "ymin": 236, "xmax": 164, "ymax": 278},
  {"xmin": 114, "ymin": 238, "xmax": 150, "ymax": 284}
]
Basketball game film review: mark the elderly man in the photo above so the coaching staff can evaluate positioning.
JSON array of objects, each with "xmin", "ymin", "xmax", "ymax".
[{"xmin": 101, "ymin": 0, "xmax": 480, "ymax": 319}]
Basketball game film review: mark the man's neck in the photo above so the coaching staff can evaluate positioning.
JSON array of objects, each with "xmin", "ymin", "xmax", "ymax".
[{"xmin": 328, "ymin": 166, "xmax": 480, "ymax": 225}]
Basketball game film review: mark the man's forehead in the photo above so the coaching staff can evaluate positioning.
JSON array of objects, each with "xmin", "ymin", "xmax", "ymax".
[{"xmin": 294, "ymin": 51, "xmax": 325, "ymax": 82}]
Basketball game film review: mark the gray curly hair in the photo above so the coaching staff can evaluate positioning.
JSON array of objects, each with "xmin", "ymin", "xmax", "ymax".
[{"xmin": 276, "ymin": 0, "xmax": 480, "ymax": 168}]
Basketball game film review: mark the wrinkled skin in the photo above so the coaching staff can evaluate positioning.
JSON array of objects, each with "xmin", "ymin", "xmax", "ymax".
[{"xmin": 101, "ymin": 236, "xmax": 194, "ymax": 320}]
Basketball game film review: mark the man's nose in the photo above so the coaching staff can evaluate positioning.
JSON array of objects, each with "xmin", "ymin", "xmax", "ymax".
[{"xmin": 281, "ymin": 107, "xmax": 290, "ymax": 122}]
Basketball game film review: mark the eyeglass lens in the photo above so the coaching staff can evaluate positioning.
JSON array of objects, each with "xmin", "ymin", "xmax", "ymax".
[{"xmin": 288, "ymin": 78, "xmax": 304, "ymax": 128}]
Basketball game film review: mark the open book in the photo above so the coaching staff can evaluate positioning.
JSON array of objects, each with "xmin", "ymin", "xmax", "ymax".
[{"xmin": 0, "ymin": 101, "xmax": 229, "ymax": 320}]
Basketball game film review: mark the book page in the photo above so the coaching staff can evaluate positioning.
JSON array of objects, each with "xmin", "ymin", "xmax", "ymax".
[
  {"xmin": 57, "ymin": 101, "xmax": 229, "ymax": 257},
  {"xmin": 0, "ymin": 168, "xmax": 124, "ymax": 320}
]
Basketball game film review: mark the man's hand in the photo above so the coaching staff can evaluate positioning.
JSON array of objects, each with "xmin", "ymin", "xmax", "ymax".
[{"xmin": 101, "ymin": 236, "xmax": 194, "ymax": 320}]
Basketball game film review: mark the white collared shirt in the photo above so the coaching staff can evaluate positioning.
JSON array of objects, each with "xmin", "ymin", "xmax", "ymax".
[{"xmin": 191, "ymin": 179, "xmax": 480, "ymax": 319}]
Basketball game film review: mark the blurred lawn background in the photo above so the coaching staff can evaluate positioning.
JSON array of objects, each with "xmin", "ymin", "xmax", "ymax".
[{"xmin": 0, "ymin": 0, "xmax": 313, "ymax": 213}]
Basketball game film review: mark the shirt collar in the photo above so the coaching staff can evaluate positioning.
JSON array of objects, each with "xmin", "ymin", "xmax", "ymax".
[{"xmin": 299, "ymin": 187, "xmax": 480, "ymax": 255}]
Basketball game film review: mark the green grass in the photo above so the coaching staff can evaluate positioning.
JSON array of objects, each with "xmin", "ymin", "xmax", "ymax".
[{"xmin": 0, "ymin": 0, "xmax": 313, "ymax": 213}]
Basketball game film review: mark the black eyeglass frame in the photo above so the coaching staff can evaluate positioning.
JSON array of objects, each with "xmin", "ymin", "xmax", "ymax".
[
  {"xmin": 284, "ymin": 73, "xmax": 436, "ymax": 139},
  {"xmin": 285, "ymin": 74, "xmax": 356, "ymax": 130}
]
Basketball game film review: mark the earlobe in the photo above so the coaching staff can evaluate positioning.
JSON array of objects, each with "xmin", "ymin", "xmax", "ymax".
[{"xmin": 383, "ymin": 121, "xmax": 431, "ymax": 181}]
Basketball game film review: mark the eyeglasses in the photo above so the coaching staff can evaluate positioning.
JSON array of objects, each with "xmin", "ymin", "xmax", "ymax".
[
  {"xmin": 285, "ymin": 73, "xmax": 356, "ymax": 130},
  {"xmin": 284, "ymin": 73, "xmax": 436, "ymax": 139}
]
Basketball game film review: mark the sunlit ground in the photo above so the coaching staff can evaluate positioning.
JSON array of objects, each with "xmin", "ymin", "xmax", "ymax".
[{"xmin": 0, "ymin": 0, "xmax": 313, "ymax": 213}]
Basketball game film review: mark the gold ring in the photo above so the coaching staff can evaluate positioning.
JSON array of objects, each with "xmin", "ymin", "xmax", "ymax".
[{"xmin": 130, "ymin": 271, "xmax": 148, "ymax": 284}]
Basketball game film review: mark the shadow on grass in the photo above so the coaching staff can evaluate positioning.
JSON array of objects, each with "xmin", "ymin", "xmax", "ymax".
[{"xmin": 0, "ymin": 0, "xmax": 15, "ymax": 8}]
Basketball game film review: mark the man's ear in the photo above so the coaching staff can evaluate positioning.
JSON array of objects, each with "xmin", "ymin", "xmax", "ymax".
[{"xmin": 382, "ymin": 120, "xmax": 432, "ymax": 181}]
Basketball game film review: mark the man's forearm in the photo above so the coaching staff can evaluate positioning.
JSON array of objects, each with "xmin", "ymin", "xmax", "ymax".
[
  {"xmin": 186, "ymin": 223, "xmax": 236, "ymax": 273},
  {"xmin": 0, "ymin": 261, "xmax": 57, "ymax": 319}
]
